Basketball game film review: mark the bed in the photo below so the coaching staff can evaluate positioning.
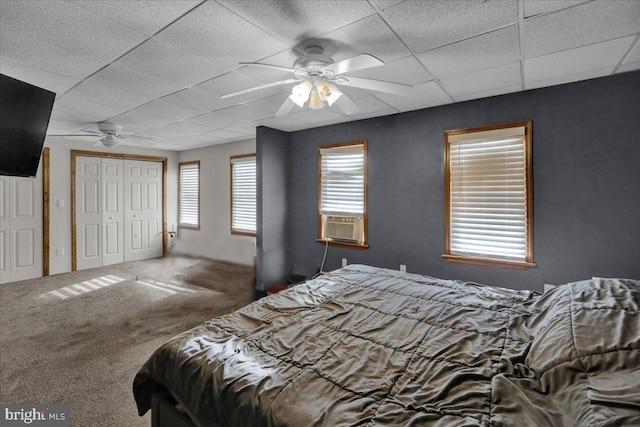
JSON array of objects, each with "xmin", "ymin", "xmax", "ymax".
[{"xmin": 133, "ymin": 264, "xmax": 640, "ymax": 426}]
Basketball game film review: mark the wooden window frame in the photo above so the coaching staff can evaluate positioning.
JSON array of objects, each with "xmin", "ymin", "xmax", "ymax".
[
  {"xmin": 443, "ymin": 120, "xmax": 535, "ymax": 269},
  {"xmin": 230, "ymin": 153, "xmax": 257, "ymax": 237},
  {"xmin": 317, "ymin": 139, "xmax": 368, "ymax": 250},
  {"xmin": 178, "ymin": 160, "xmax": 200, "ymax": 230}
]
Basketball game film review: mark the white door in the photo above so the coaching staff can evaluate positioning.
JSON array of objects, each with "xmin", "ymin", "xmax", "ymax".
[
  {"xmin": 0, "ymin": 172, "xmax": 43, "ymax": 284},
  {"xmin": 124, "ymin": 160, "xmax": 163, "ymax": 261},
  {"xmin": 101, "ymin": 158, "xmax": 124, "ymax": 266},
  {"xmin": 76, "ymin": 156, "xmax": 103, "ymax": 270}
]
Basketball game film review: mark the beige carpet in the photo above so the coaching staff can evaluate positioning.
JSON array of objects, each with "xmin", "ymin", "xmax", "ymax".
[{"xmin": 0, "ymin": 255, "xmax": 256, "ymax": 426}]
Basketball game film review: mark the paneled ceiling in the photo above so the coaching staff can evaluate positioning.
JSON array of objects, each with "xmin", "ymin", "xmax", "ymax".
[{"xmin": 1, "ymin": 0, "xmax": 638, "ymax": 151}]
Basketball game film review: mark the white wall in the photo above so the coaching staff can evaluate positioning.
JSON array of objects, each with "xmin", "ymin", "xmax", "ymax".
[
  {"xmin": 45, "ymin": 137, "xmax": 178, "ymax": 275},
  {"xmin": 174, "ymin": 139, "xmax": 256, "ymax": 266}
]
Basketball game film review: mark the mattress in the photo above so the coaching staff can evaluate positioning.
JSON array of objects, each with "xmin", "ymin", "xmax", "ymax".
[{"xmin": 133, "ymin": 264, "xmax": 640, "ymax": 426}]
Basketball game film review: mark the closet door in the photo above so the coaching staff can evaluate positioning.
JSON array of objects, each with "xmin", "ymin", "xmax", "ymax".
[
  {"xmin": 101, "ymin": 158, "xmax": 124, "ymax": 266},
  {"xmin": 0, "ymin": 174, "xmax": 43, "ymax": 283},
  {"xmin": 75, "ymin": 156, "xmax": 103, "ymax": 270},
  {"xmin": 124, "ymin": 160, "xmax": 163, "ymax": 261}
]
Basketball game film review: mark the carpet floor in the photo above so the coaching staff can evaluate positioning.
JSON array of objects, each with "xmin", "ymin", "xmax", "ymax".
[{"xmin": 0, "ymin": 255, "xmax": 256, "ymax": 426}]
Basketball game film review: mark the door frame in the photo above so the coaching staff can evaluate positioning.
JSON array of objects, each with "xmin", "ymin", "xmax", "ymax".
[{"xmin": 71, "ymin": 150, "xmax": 168, "ymax": 271}]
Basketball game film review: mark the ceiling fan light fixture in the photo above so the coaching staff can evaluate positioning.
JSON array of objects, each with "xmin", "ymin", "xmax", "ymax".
[
  {"xmin": 289, "ymin": 81, "xmax": 312, "ymax": 107},
  {"xmin": 308, "ymin": 88, "xmax": 324, "ymax": 110},
  {"xmin": 317, "ymin": 80, "xmax": 342, "ymax": 106},
  {"xmin": 100, "ymin": 134, "xmax": 119, "ymax": 147}
]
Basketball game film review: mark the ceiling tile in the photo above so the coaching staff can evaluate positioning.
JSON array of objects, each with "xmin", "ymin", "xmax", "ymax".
[
  {"xmin": 348, "ymin": 56, "xmax": 432, "ymax": 85},
  {"xmin": 161, "ymin": 121, "xmax": 216, "ymax": 135},
  {"xmin": 347, "ymin": 96, "xmax": 397, "ymax": 116},
  {"xmin": 246, "ymin": 92, "xmax": 295, "ymax": 114},
  {"xmin": 187, "ymin": 111, "xmax": 246, "ymax": 129},
  {"xmin": 288, "ymin": 107, "xmax": 346, "ymax": 124},
  {"xmin": 53, "ymin": 97, "xmax": 126, "ymax": 120},
  {"xmin": 308, "ymin": 15, "xmax": 411, "ymax": 63},
  {"xmin": 159, "ymin": 88, "xmax": 235, "ymax": 112},
  {"xmin": 0, "ymin": 30, "xmax": 106, "ymax": 80},
  {"xmin": 0, "ymin": 0, "xmax": 147, "ymax": 61},
  {"xmin": 624, "ymin": 40, "xmax": 640, "ymax": 65},
  {"xmin": 71, "ymin": 1, "xmax": 201, "ymax": 36},
  {"xmin": 202, "ymin": 128, "xmax": 248, "ymax": 141},
  {"xmin": 218, "ymin": 0, "xmax": 376, "ymax": 46},
  {"xmin": 524, "ymin": 0, "xmax": 640, "ymax": 58},
  {"xmin": 382, "ymin": 0, "xmax": 518, "ymax": 54},
  {"xmin": 134, "ymin": 128, "xmax": 192, "ymax": 141},
  {"xmin": 453, "ymin": 84, "xmax": 522, "ymax": 103},
  {"xmin": 439, "ymin": 62, "xmax": 521, "ymax": 98},
  {"xmin": 257, "ymin": 116, "xmax": 307, "ymax": 132},
  {"xmin": 417, "ymin": 25, "xmax": 520, "ymax": 80},
  {"xmin": 525, "ymin": 36, "xmax": 635, "ymax": 83},
  {"xmin": 375, "ymin": 80, "xmax": 452, "ymax": 112},
  {"xmin": 215, "ymin": 105, "xmax": 274, "ymax": 122},
  {"xmin": 133, "ymin": 99, "xmax": 204, "ymax": 120},
  {"xmin": 115, "ymin": 39, "xmax": 225, "ymax": 86},
  {"xmin": 617, "ymin": 62, "xmax": 640, "ymax": 74},
  {"xmin": 525, "ymin": 67, "xmax": 614, "ymax": 90},
  {"xmin": 351, "ymin": 108, "xmax": 398, "ymax": 121},
  {"xmin": 194, "ymin": 71, "xmax": 283, "ymax": 102},
  {"xmin": 154, "ymin": 1, "xmax": 288, "ymax": 68},
  {"xmin": 64, "ymin": 81, "xmax": 149, "ymax": 110},
  {"xmin": 109, "ymin": 110, "xmax": 177, "ymax": 132},
  {"xmin": 0, "ymin": 61, "xmax": 78, "ymax": 95},
  {"xmin": 370, "ymin": 0, "xmax": 406, "ymax": 11},
  {"xmin": 523, "ymin": 0, "xmax": 589, "ymax": 18},
  {"xmin": 88, "ymin": 64, "xmax": 184, "ymax": 99}
]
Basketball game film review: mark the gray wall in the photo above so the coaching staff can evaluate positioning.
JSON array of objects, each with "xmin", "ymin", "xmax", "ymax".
[
  {"xmin": 257, "ymin": 71, "xmax": 640, "ymax": 292},
  {"xmin": 256, "ymin": 126, "xmax": 291, "ymax": 290}
]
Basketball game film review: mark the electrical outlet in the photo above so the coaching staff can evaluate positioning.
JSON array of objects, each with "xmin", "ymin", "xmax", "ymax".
[
  {"xmin": 56, "ymin": 247, "xmax": 64, "ymax": 256},
  {"xmin": 342, "ymin": 258, "xmax": 348, "ymax": 267},
  {"xmin": 400, "ymin": 264, "xmax": 406, "ymax": 273}
]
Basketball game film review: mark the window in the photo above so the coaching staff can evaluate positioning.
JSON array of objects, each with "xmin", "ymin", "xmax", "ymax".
[
  {"xmin": 179, "ymin": 161, "xmax": 199, "ymax": 229},
  {"xmin": 318, "ymin": 140, "xmax": 367, "ymax": 248},
  {"xmin": 443, "ymin": 121, "xmax": 534, "ymax": 269},
  {"xmin": 230, "ymin": 154, "xmax": 256, "ymax": 236}
]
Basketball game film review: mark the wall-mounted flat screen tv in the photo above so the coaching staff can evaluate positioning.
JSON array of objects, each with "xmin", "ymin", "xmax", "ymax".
[{"xmin": 0, "ymin": 74, "xmax": 56, "ymax": 177}]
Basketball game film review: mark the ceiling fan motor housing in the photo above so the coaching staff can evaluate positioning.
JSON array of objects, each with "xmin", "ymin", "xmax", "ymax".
[
  {"xmin": 293, "ymin": 46, "xmax": 334, "ymax": 74},
  {"xmin": 97, "ymin": 122, "xmax": 123, "ymax": 136}
]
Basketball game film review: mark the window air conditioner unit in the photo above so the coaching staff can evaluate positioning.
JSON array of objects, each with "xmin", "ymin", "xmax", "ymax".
[{"xmin": 325, "ymin": 215, "xmax": 363, "ymax": 243}]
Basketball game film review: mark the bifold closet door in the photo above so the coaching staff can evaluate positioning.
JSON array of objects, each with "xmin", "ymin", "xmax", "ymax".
[
  {"xmin": 0, "ymin": 173, "xmax": 43, "ymax": 284},
  {"xmin": 124, "ymin": 160, "xmax": 163, "ymax": 262},
  {"xmin": 76, "ymin": 156, "xmax": 124, "ymax": 270}
]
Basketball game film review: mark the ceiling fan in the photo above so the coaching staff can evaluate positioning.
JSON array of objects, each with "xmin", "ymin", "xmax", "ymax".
[
  {"xmin": 50, "ymin": 122, "xmax": 156, "ymax": 148},
  {"xmin": 221, "ymin": 46, "xmax": 412, "ymax": 116}
]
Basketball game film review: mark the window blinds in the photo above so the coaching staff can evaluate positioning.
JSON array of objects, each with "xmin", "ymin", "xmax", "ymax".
[
  {"xmin": 319, "ymin": 144, "xmax": 365, "ymax": 216},
  {"xmin": 448, "ymin": 127, "xmax": 527, "ymax": 261},
  {"xmin": 179, "ymin": 162, "xmax": 199, "ymax": 226},
  {"xmin": 231, "ymin": 156, "xmax": 256, "ymax": 233}
]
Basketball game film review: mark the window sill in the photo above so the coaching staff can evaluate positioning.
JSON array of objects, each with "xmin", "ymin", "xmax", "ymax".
[
  {"xmin": 231, "ymin": 229, "xmax": 256, "ymax": 237},
  {"xmin": 179, "ymin": 225, "xmax": 200, "ymax": 231},
  {"xmin": 317, "ymin": 239, "xmax": 368, "ymax": 250},
  {"xmin": 442, "ymin": 253, "xmax": 536, "ymax": 270}
]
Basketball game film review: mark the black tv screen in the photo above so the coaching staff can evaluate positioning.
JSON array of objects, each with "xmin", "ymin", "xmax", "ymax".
[{"xmin": 0, "ymin": 74, "xmax": 55, "ymax": 177}]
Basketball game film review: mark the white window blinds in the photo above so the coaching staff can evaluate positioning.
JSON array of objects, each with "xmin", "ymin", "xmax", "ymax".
[
  {"xmin": 319, "ymin": 144, "xmax": 365, "ymax": 216},
  {"xmin": 231, "ymin": 155, "xmax": 256, "ymax": 234},
  {"xmin": 448, "ymin": 125, "xmax": 530, "ymax": 262},
  {"xmin": 179, "ymin": 162, "xmax": 199, "ymax": 227}
]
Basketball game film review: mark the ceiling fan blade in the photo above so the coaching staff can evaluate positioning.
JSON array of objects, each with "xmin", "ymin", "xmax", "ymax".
[
  {"xmin": 220, "ymin": 78, "xmax": 300, "ymax": 99},
  {"xmin": 334, "ymin": 76, "xmax": 412, "ymax": 96},
  {"xmin": 49, "ymin": 130, "xmax": 101, "ymax": 137},
  {"xmin": 333, "ymin": 94, "xmax": 359, "ymax": 115},
  {"xmin": 239, "ymin": 62, "xmax": 302, "ymax": 74},
  {"xmin": 322, "ymin": 54, "xmax": 384, "ymax": 76},
  {"xmin": 275, "ymin": 98, "xmax": 296, "ymax": 117}
]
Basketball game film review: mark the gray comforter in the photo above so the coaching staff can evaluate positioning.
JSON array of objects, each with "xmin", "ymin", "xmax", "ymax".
[{"xmin": 134, "ymin": 264, "xmax": 640, "ymax": 426}]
